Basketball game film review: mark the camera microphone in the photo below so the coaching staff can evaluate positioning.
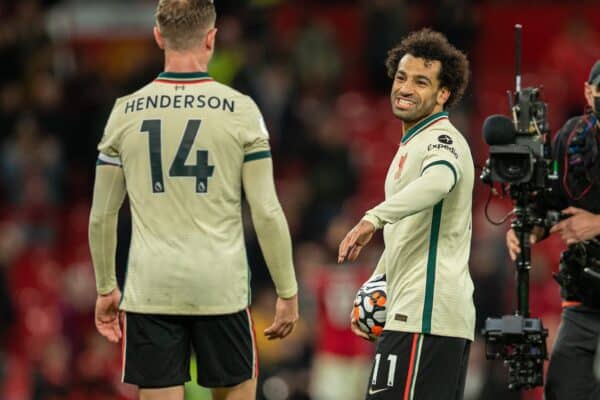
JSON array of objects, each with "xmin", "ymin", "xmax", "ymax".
[{"xmin": 483, "ymin": 114, "xmax": 517, "ymax": 145}]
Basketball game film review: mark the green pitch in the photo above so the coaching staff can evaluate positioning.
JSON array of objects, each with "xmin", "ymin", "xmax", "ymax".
[{"xmin": 184, "ymin": 356, "xmax": 212, "ymax": 400}]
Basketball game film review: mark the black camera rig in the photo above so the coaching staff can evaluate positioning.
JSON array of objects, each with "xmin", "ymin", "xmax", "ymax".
[
  {"xmin": 480, "ymin": 24, "xmax": 555, "ymax": 391},
  {"xmin": 555, "ymin": 239, "xmax": 600, "ymax": 308}
]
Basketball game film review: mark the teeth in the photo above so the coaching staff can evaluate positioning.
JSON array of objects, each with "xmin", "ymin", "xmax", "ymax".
[{"xmin": 397, "ymin": 99, "xmax": 414, "ymax": 106}]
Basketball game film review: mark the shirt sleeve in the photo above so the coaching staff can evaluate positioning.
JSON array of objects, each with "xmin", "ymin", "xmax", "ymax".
[
  {"xmin": 242, "ymin": 157, "xmax": 298, "ymax": 299},
  {"xmin": 419, "ymin": 130, "xmax": 463, "ymax": 192},
  {"xmin": 362, "ymin": 164, "xmax": 455, "ymax": 229},
  {"xmin": 97, "ymin": 99, "xmax": 125, "ymax": 164},
  {"xmin": 240, "ymin": 96, "xmax": 271, "ymax": 162},
  {"xmin": 88, "ymin": 164, "xmax": 127, "ymax": 295}
]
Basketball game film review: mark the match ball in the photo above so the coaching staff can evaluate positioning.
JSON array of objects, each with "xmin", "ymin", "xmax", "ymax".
[{"xmin": 352, "ymin": 274, "xmax": 386, "ymax": 338}]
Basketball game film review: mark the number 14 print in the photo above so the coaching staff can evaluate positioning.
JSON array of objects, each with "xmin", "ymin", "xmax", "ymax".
[{"xmin": 140, "ymin": 119, "xmax": 215, "ymax": 194}]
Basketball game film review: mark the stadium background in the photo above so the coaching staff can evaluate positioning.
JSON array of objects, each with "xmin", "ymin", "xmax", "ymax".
[{"xmin": 0, "ymin": 0, "xmax": 599, "ymax": 399}]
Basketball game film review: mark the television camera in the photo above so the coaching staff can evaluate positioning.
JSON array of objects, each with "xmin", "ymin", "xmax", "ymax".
[{"xmin": 479, "ymin": 24, "xmax": 558, "ymax": 391}]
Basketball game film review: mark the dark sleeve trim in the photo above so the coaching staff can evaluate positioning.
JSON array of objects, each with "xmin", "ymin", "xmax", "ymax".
[
  {"xmin": 244, "ymin": 150, "xmax": 271, "ymax": 163},
  {"xmin": 96, "ymin": 159, "xmax": 122, "ymax": 167},
  {"xmin": 421, "ymin": 160, "xmax": 457, "ymax": 191}
]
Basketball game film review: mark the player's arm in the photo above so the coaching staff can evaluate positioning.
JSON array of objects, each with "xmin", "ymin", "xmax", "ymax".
[
  {"xmin": 89, "ymin": 99, "xmax": 126, "ymax": 295},
  {"xmin": 242, "ymin": 156, "xmax": 299, "ymax": 339},
  {"xmin": 362, "ymin": 132, "xmax": 465, "ymax": 229},
  {"xmin": 339, "ymin": 134, "xmax": 464, "ymax": 264},
  {"xmin": 338, "ymin": 165, "xmax": 455, "ymax": 263},
  {"xmin": 362, "ymin": 164, "xmax": 456, "ymax": 229},
  {"xmin": 89, "ymin": 159, "xmax": 126, "ymax": 344},
  {"xmin": 240, "ymin": 96, "xmax": 299, "ymax": 339},
  {"xmin": 88, "ymin": 158, "xmax": 127, "ymax": 295},
  {"xmin": 89, "ymin": 101, "xmax": 127, "ymax": 344},
  {"xmin": 243, "ymin": 157, "xmax": 297, "ymax": 298},
  {"xmin": 240, "ymin": 96, "xmax": 297, "ymax": 299}
]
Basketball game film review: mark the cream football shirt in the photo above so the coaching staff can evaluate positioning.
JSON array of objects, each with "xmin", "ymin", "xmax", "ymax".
[
  {"xmin": 362, "ymin": 111, "xmax": 475, "ymax": 341},
  {"xmin": 96, "ymin": 72, "xmax": 290, "ymax": 315}
]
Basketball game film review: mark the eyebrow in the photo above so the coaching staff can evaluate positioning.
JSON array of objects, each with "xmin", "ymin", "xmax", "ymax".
[{"xmin": 396, "ymin": 71, "xmax": 432, "ymax": 84}]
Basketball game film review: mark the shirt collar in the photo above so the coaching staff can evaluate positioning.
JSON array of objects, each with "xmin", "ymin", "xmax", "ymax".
[
  {"xmin": 401, "ymin": 111, "xmax": 449, "ymax": 144},
  {"xmin": 157, "ymin": 71, "xmax": 211, "ymax": 80}
]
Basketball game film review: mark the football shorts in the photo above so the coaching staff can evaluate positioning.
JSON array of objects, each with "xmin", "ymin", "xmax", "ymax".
[
  {"xmin": 121, "ymin": 308, "xmax": 258, "ymax": 388},
  {"xmin": 365, "ymin": 331, "xmax": 470, "ymax": 400}
]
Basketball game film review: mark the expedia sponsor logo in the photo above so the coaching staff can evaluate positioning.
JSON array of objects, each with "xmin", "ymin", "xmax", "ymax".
[
  {"xmin": 438, "ymin": 134, "xmax": 453, "ymax": 145},
  {"xmin": 427, "ymin": 143, "xmax": 459, "ymax": 159}
]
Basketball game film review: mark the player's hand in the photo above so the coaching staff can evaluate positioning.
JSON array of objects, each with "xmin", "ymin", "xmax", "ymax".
[
  {"xmin": 264, "ymin": 294, "xmax": 299, "ymax": 340},
  {"xmin": 350, "ymin": 317, "xmax": 374, "ymax": 341},
  {"xmin": 506, "ymin": 228, "xmax": 540, "ymax": 261},
  {"xmin": 338, "ymin": 220, "xmax": 375, "ymax": 263},
  {"xmin": 550, "ymin": 207, "xmax": 600, "ymax": 245},
  {"xmin": 95, "ymin": 288, "xmax": 123, "ymax": 343}
]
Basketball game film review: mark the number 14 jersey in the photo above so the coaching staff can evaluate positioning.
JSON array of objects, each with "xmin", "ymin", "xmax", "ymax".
[{"xmin": 97, "ymin": 72, "xmax": 271, "ymax": 315}]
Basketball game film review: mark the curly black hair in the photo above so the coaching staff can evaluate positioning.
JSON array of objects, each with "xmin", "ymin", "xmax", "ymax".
[{"xmin": 385, "ymin": 28, "xmax": 470, "ymax": 109}]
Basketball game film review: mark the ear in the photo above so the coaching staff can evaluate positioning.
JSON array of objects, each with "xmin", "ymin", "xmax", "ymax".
[
  {"xmin": 205, "ymin": 27, "xmax": 218, "ymax": 51},
  {"xmin": 154, "ymin": 26, "xmax": 165, "ymax": 50},
  {"xmin": 438, "ymin": 87, "xmax": 451, "ymax": 107},
  {"xmin": 584, "ymin": 82, "xmax": 594, "ymax": 108}
]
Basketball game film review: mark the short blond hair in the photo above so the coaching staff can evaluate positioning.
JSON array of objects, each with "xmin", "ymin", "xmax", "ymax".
[{"xmin": 156, "ymin": 0, "xmax": 216, "ymax": 50}]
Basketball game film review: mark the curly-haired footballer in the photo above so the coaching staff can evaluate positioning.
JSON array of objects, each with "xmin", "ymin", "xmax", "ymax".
[{"xmin": 339, "ymin": 28, "xmax": 474, "ymax": 400}]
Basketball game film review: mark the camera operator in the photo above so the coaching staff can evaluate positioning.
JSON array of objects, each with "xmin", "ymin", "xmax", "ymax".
[{"xmin": 506, "ymin": 60, "xmax": 600, "ymax": 400}]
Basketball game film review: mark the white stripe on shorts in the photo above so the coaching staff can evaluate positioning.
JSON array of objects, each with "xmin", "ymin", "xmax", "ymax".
[
  {"xmin": 245, "ymin": 308, "xmax": 258, "ymax": 378},
  {"xmin": 121, "ymin": 313, "xmax": 127, "ymax": 382}
]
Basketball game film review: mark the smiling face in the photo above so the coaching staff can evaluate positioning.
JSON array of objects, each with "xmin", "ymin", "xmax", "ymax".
[{"xmin": 390, "ymin": 54, "xmax": 450, "ymax": 131}]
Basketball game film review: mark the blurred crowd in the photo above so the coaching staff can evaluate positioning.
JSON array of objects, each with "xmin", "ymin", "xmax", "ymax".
[{"xmin": 0, "ymin": 1, "xmax": 598, "ymax": 399}]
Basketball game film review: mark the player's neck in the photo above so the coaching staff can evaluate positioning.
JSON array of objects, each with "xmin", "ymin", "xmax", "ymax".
[
  {"xmin": 163, "ymin": 49, "xmax": 211, "ymax": 74},
  {"xmin": 402, "ymin": 106, "xmax": 446, "ymax": 133},
  {"xmin": 402, "ymin": 114, "xmax": 431, "ymax": 133}
]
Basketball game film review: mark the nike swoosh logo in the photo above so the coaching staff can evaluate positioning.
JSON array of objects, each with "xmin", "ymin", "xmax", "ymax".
[{"xmin": 368, "ymin": 387, "xmax": 390, "ymax": 395}]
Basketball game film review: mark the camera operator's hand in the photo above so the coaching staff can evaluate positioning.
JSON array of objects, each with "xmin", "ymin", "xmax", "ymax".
[
  {"xmin": 550, "ymin": 207, "xmax": 600, "ymax": 245},
  {"xmin": 506, "ymin": 228, "xmax": 544, "ymax": 261}
]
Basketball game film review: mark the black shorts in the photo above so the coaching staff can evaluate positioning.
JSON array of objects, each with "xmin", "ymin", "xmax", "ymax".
[
  {"xmin": 121, "ymin": 308, "xmax": 258, "ymax": 389},
  {"xmin": 365, "ymin": 331, "xmax": 470, "ymax": 400}
]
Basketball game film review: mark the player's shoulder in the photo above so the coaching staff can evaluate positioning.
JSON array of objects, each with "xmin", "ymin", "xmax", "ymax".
[
  {"xmin": 424, "ymin": 120, "xmax": 473, "ymax": 166},
  {"xmin": 108, "ymin": 81, "xmax": 156, "ymax": 113},
  {"xmin": 436, "ymin": 117, "xmax": 464, "ymax": 136},
  {"xmin": 428, "ymin": 120, "xmax": 468, "ymax": 148},
  {"xmin": 101, "ymin": 84, "xmax": 154, "ymax": 130},
  {"xmin": 209, "ymin": 81, "xmax": 255, "ymax": 103},
  {"xmin": 210, "ymin": 82, "xmax": 262, "ymax": 117}
]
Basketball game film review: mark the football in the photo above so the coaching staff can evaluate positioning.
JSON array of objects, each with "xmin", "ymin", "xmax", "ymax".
[{"xmin": 352, "ymin": 274, "xmax": 387, "ymax": 338}]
